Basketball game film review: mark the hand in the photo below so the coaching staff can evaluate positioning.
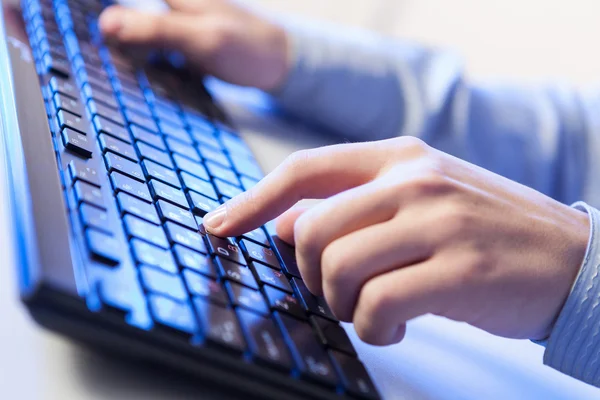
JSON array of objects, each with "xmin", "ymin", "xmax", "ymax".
[
  {"xmin": 203, "ymin": 137, "xmax": 590, "ymax": 345},
  {"xmin": 99, "ymin": 0, "xmax": 290, "ymax": 91}
]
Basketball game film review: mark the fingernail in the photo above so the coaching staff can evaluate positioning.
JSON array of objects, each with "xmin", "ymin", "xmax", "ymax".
[
  {"xmin": 204, "ymin": 205, "xmax": 227, "ymax": 230},
  {"xmin": 99, "ymin": 9, "xmax": 124, "ymax": 36}
]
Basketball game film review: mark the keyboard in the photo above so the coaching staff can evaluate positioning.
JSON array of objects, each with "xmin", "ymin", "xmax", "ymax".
[{"xmin": 0, "ymin": 0, "xmax": 381, "ymax": 399}]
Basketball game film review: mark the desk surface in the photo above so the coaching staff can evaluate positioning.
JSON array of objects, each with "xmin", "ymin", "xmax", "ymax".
[{"xmin": 1, "ymin": 86, "xmax": 599, "ymax": 400}]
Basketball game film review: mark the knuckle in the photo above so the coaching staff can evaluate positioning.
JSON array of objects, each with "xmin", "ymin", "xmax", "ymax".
[
  {"xmin": 321, "ymin": 244, "xmax": 352, "ymax": 288},
  {"xmin": 393, "ymin": 136, "xmax": 431, "ymax": 156},
  {"xmin": 281, "ymin": 149, "xmax": 314, "ymax": 175},
  {"xmin": 440, "ymin": 202, "xmax": 477, "ymax": 238},
  {"xmin": 357, "ymin": 280, "xmax": 392, "ymax": 327}
]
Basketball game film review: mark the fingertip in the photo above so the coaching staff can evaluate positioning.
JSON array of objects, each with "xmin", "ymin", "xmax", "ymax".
[{"xmin": 99, "ymin": 6, "xmax": 125, "ymax": 37}]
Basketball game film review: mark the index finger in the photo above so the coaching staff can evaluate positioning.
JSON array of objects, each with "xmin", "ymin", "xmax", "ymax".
[{"xmin": 203, "ymin": 142, "xmax": 388, "ymax": 237}]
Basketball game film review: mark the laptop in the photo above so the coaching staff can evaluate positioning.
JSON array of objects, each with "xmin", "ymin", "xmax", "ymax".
[{"xmin": 0, "ymin": 0, "xmax": 380, "ymax": 399}]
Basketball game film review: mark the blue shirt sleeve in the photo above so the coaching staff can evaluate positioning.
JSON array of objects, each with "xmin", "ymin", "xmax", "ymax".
[{"xmin": 271, "ymin": 23, "xmax": 600, "ymax": 386}]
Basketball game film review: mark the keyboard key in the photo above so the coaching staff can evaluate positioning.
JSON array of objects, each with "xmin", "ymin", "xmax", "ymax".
[
  {"xmin": 216, "ymin": 257, "xmax": 258, "ymax": 290},
  {"xmin": 99, "ymin": 134, "xmax": 137, "ymax": 162},
  {"xmin": 130, "ymin": 125, "xmax": 166, "ymax": 151},
  {"xmin": 231, "ymin": 155, "xmax": 264, "ymax": 181},
  {"xmin": 263, "ymin": 286, "xmax": 305, "ymax": 319},
  {"xmin": 190, "ymin": 128, "xmax": 221, "ymax": 149},
  {"xmin": 124, "ymin": 215, "xmax": 169, "ymax": 249},
  {"xmin": 68, "ymin": 159, "xmax": 101, "ymax": 187},
  {"xmin": 311, "ymin": 316, "xmax": 356, "ymax": 356},
  {"xmin": 74, "ymin": 180, "xmax": 105, "ymax": 209},
  {"xmin": 140, "ymin": 265, "xmax": 187, "ymax": 301},
  {"xmin": 85, "ymin": 228, "xmax": 120, "ymax": 266},
  {"xmin": 160, "ymin": 122, "xmax": 192, "ymax": 145},
  {"xmin": 271, "ymin": 236, "xmax": 301, "ymax": 278},
  {"xmin": 173, "ymin": 154, "xmax": 209, "ymax": 181},
  {"xmin": 137, "ymin": 142, "xmax": 174, "ymax": 169},
  {"xmin": 42, "ymin": 52, "xmax": 70, "ymax": 77},
  {"xmin": 104, "ymin": 152, "xmax": 145, "ymax": 182},
  {"xmin": 120, "ymin": 93, "xmax": 152, "ymax": 116},
  {"xmin": 293, "ymin": 278, "xmax": 337, "ymax": 321},
  {"xmin": 148, "ymin": 294, "xmax": 197, "ymax": 335},
  {"xmin": 49, "ymin": 76, "xmax": 78, "ymax": 99},
  {"xmin": 131, "ymin": 239, "xmax": 178, "ymax": 274},
  {"xmin": 83, "ymin": 87, "xmax": 119, "ymax": 111},
  {"xmin": 207, "ymin": 235, "xmax": 246, "ymax": 265},
  {"xmin": 173, "ymin": 245, "xmax": 215, "ymax": 277},
  {"xmin": 116, "ymin": 193, "xmax": 158, "ymax": 225},
  {"xmin": 141, "ymin": 159, "xmax": 180, "ymax": 189},
  {"xmin": 166, "ymin": 137, "xmax": 200, "ymax": 162},
  {"xmin": 53, "ymin": 92, "xmax": 85, "ymax": 117},
  {"xmin": 193, "ymin": 297, "xmax": 246, "ymax": 353},
  {"xmin": 127, "ymin": 111, "xmax": 159, "ymax": 134},
  {"xmin": 214, "ymin": 179, "xmax": 243, "ymax": 199},
  {"xmin": 206, "ymin": 161, "xmax": 239, "ymax": 185},
  {"xmin": 93, "ymin": 115, "xmax": 131, "ymax": 143},
  {"xmin": 157, "ymin": 200, "xmax": 197, "ymax": 231},
  {"xmin": 237, "ymin": 309, "xmax": 293, "ymax": 371},
  {"xmin": 252, "ymin": 262, "xmax": 293, "ymax": 293},
  {"xmin": 89, "ymin": 100, "xmax": 126, "ymax": 126},
  {"xmin": 79, "ymin": 204, "xmax": 110, "ymax": 233},
  {"xmin": 241, "ymin": 227, "xmax": 270, "ymax": 248},
  {"xmin": 225, "ymin": 282, "xmax": 268, "ymax": 316},
  {"xmin": 220, "ymin": 131, "xmax": 253, "ymax": 156},
  {"xmin": 275, "ymin": 313, "xmax": 339, "ymax": 387},
  {"xmin": 180, "ymin": 172, "xmax": 217, "ymax": 199},
  {"xmin": 61, "ymin": 127, "xmax": 93, "ymax": 158},
  {"xmin": 149, "ymin": 180, "xmax": 189, "ymax": 209},
  {"xmin": 329, "ymin": 351, "xmax": 379, "ymax": 400},
  {"xmin": 152, "ymin": 105, "xmax": 184, "ymax": 127},
  {"xmin": 183, "ymin": 269, "xmax": 228, "ymax": 306},
  {"xmin": 198, "ymin": 145, "xmax": 231, "ymax": 167},
  {"xmin": 242, "ymin": 240, "xmax": 281, "ymax": 270},
  {"xmin": 164, "ymin": 222, "xmax": 206, "ymax": 253},
  {"xmin": 110, "ymin": 172, "xmax": 153, "ymax": 203},
  {"xmin": 188, "ymin": 191, "xmax": 220, "ymax": 216}
]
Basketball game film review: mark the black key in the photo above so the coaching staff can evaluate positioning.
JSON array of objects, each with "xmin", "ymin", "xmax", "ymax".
[
  {"xmin": 193, "ymin": 297, "xmax": 246, "ymax": 353},
  {"xmin": 329, "ymin": 351, "xmax": 379, "ymax": 400},
  {"xmin": 83, "ymin": 85, "xmax": 119, "ymax": 110},
  {"xmin": 149, "ymin": 180, "xmax": 188, "ymax": 209},
  {"xmin": 62, "ymin": 128, "xmax": 93, "ymax": 158},
  {"xmin": 198, "ymin": 145, "xmax": 231, "ymax": 168},
  {"xmin": 79, "ymin": 204, "xmax": 110, "ymax": 234},
  {"xmin": 166, "ymin": 137, "xmax": 201, "ymax": 162},
  {"xmin": 137, "ymin": 142, "xmax": 174, "ymax": 169},
  {"xmin": 131, "ymin": 125, "xmax": 165, "ymax": 151},
  {"xmin": 42, "ymin": 52, "xmax": 70, "ymax": 77},
  {"xmin": 110, "ymin": 172, "xmax": 153, "ymax": 203},
  {"xmin": 188, "ymin": 191, "xmax": 220, "ymax": 216},
  {"xmin": 131, "ymin": 239, "xmax": 178, "ymax": 274},
  {"xmin": 49, "ymin": 77, "xmax": 78, "ymax": 99},
  {"xmin": 272, "ymin": 236, "xmax": 301, "ymax": 278},
  {"xmin": 225, "ymin": 282, "xmax": 268, "ymax": 316},
  {"xmin": 173, "ymin": 245, "xmax": 215, "ymax": 277},
  {"xmin": 216, "ymin": 257, "xmax": 258, "ymax": 290},
  {"xmin": 140, "ymin": 265, "xmax": 187, "ymax": 301},
  {"xmin": 157, "ymin": 200, "xmax": 197, "ymax": 231},
  {"xmin": 263, "ymin": 286, "xmax": 305, "ymax": 319},
  {"xmin": 242, "ymin": 240, "xmax": 281, "ymax": 270},
  {"xmin": 207, "ymin": 235, "xmax": 246, "ymax": 265},
  {"xmin": 86, "ymin": 74, "xmax": 113, "ymax": 94},
  {"xmin": 241, "ymin": 227, "xmax": 270, "ymax": 248},
  {"xmin": 89, "ymin": 100, "xmax": 126, "ymax": 126},
  {"xmin": 128, "ymin": 111, "xmax": 159, "ymax": 134},
  {"xmin": 85, "ymin": 229, "xmax": 120, "ymax": 266},
  {"xmin": 104, "ymin": 153, "xmax": 145, "ymax": 182},
  {"xmin": 231, "ymin": 155, "xmax": 264, "ymax": 181},
  {"xmin": 311, "ymin": 316, "xmax": 356, "ymax": 356},
  {"xmin": 275, "ymin": 313, "xmax": 339, "ymax": 387},
  {"xmin": 53, "ymin": 92, "xmax": 85, "ymax": 116},
  {"xmin": 142, "ymin": 159, "xmax": 180, "ymax": 188},
  {"xmin": 58, "ymin": 110, "xmax": 90, "ymax": 135},
  {"xmin": 206, "ymin": 161, "xmax": 239, "ymax": 185},
  {"xmin": 160, "ymin": 122, "xmax": 192, "ymax": 144},
  {"xmin": 164, "ymin": 222, "xmax": 206, "ymax": 253},
  {"xmin": 148, "ymin": 294, "xmax": 197, "ymax": 335},
  {"xmin": 173, "ymin": 154, "xmax": 209, "ymax": 181},
  {"xmin": 240, "ymin": 176, "xmax": 260, "ymax": 191},
  {"xmin": 93, "ymin": 115, "xmax": 131, "ymax": 143},
  {"xmin": 237, "ymin": 309, "xmax": 293, "ymax": 371},
  {"xmin": 120, "ymin": 94, "xmax": 152, "ymax": 117},
  {"xmin": 252, "ymin": 262, "xmax": 293, "ymax": 293},
  {"xmin": 180, "ymin": 172, "xmax": 218, "ymax": 200},
  {"xmin": 294, "ymin": 278, "xmax": 337, "ymax": 321},
  {"xmin": 74, "ymin": 180, "xmax": 105, "ymax": 209},
  {"xmin": 214, "ymin": 179, "xmax": 243, "ymax": 199},
  {"xmin": 99, "ymin": 134, "xmax": 137, "ymax": 162},
  {"xmin": 68, "ymin": 159, "xmax": 100, "ymax": 187},
  {"xmin": 116, "ymin": 192, "xmax": 159, "ymax": 225},
  {"xmin": 124, "ymin": 215, "xmax": 169, "ymax": 249},
  {"xmin": 183, "ymin": 269, "xmax": 228, "ymax": 306}
]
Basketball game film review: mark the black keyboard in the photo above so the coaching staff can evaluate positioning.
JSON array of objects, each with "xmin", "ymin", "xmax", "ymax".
[{"xmin": 0, "ymin": 0, "xmax": 381, "ymax": 399}]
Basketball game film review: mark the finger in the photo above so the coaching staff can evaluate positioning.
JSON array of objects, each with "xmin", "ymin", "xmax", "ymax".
[
  {"xmin": 165, "ymin": 0, "xmax": 212, "ymax": 12},
  {"xmin": 99, "ymin": 6, "xmax": 197, "ymax": 50},
  {"xmin": 320, "ymin": 217, "xmax": 434, "ymax": 322},
  {"xmin": 204, "ymin": 142, "xmax": 392, "ymax": 237},
  {"xmin": 293, "ymin": 180, "xmax": 399, "ymax": 295},
  {"xmin": 352, "ymin": 260, "xmax": 453, "ymax": 346},
  {"xmin": 275, "ymin": 206, "xmax": 311, "ymax": 245}
]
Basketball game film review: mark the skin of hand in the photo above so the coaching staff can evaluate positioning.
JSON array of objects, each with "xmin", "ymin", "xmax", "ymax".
[
  {"xmin": 98, "ymin": 0, "xmax": 290, "ymax": 91},
  {"xmin": 203, "ymin": 137, "xmax": 590, "ymax": 346}
]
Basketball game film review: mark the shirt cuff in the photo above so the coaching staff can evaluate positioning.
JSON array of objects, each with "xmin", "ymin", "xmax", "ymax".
[{"xmin": 542, "ymin": 201, "xmax": 600, "ymax": 386}]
